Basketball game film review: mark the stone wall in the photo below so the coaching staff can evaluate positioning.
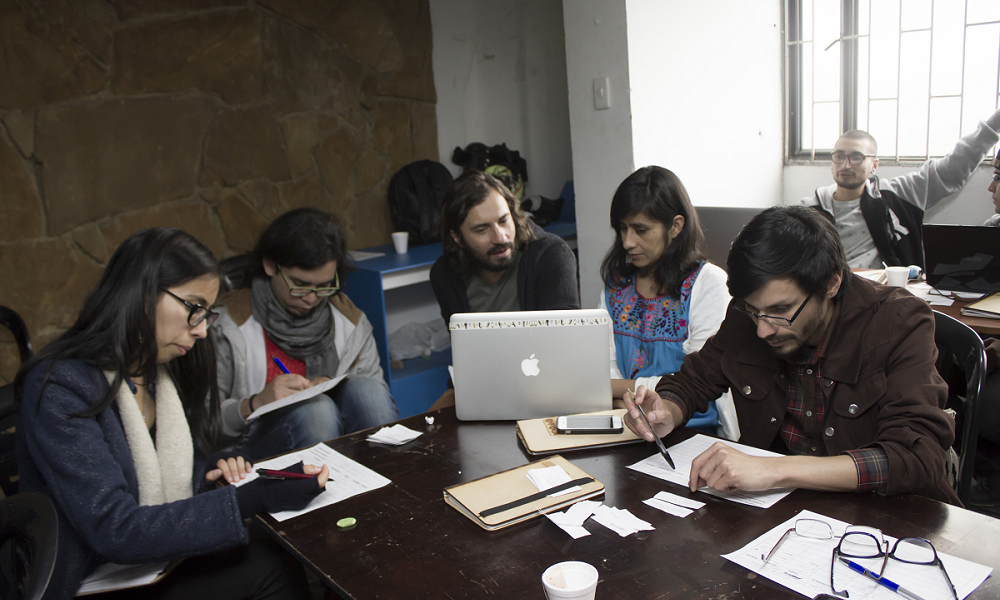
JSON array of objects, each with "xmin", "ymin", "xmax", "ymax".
[{"xmin": 0, "ymin": 0, "xmax": 438, "ymax": 384}]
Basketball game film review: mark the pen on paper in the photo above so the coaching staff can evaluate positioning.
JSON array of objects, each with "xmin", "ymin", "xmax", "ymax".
[
  {"xmin": 256, "ymin": 469, "xmax": 314, "ymax": 480},
  {"xmin": 628, "ymin": 387, "xmax": 675, "ymax": 469},
  {"xmin": 273, "ymin": 357, "xmax": 290, "ymax": 374},
  {"xmin": 837, "ymin": 557, "xmax": 929, "ymax": 600}
]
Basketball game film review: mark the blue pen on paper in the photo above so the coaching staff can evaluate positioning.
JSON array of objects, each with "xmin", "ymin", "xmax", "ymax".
[
  {"xmin": 837, "ymin": 556, "xmax": 929, "ymax": 600},
  {"xmin": 273, "ymin": 357, "xmax": 290, "ymax": 374}
]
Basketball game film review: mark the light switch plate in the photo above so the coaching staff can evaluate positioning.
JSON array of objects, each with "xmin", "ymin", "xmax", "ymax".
[{"xmin": 593, "ymin": 76, "xmax": 610, "ymax": 110}]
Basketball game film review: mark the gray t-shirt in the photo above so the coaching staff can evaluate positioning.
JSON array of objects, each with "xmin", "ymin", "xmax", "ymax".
[
  {"xmin": 466, "ymin": 260, "xmax": 520, "ymax": 313},
  {"xmin": 834, "ymin": 199, "xmax": 882, "ymax": 269}
]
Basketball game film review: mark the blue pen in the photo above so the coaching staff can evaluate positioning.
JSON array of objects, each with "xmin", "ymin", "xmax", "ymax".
[
  {"xmin": 273, "ymin": 357, "xmax": 290, "ymax": 374},
  {"xmin": 838, "ymin": 556, "xmax": 929, "ymax": 600}
]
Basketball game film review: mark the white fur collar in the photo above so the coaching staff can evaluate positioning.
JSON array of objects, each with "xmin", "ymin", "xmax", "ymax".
[{"xmin": 107, "ymin": 368, "xmax": 193, "ymax": 505}]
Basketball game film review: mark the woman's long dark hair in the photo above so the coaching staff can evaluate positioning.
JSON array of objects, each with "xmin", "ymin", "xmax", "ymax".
[
  {"xmin": 16, "ymin": 228, "xmax": 224, "ymax": 455},
  {"xmin": 600, "ymin": 166, "xmax": 707, "ymax": 299}
]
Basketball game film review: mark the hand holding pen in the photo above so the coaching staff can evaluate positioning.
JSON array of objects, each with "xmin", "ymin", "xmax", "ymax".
[{"xmin": 624, "ymin": 387, "xmax": 675, "ymax": 469}]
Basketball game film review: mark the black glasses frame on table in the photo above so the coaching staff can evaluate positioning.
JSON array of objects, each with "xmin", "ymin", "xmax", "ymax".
[
  {"xmin": 159, "ymin": 288, "xmax": 220, "ymax": 327},
  {"xmin": 733, "ymin": 292, "xmax": 813, "ymax": 327},
  {"xmin": 830, "ymin": 527, "xmax": 958, "ymax": 600},
  {"xmin": 277, "ymin": 265, "xmax": 340, "ymax": 297}
]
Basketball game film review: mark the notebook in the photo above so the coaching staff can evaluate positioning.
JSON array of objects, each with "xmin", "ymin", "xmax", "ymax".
[
  {"xmin": 923, "ymin": 224, "xmax": 1000, "ymax": 293},
  {"xmin": 515, "ymin": 409, "xmax": 642, "ymax": 455},
  {"xmin": 449, "ymin": 309, "xmax": 613, "ymax": 421}
]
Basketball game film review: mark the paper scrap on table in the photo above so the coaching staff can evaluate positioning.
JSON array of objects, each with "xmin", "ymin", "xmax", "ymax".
[
  {"xmin": 247, "ymin": 375, "xmax": 346, "ymax": 420},
  {"xmin": 546, "ymin": 499, "xmax": 600, "ymax": 539},
  {"xmin": 590, "ymin": 504, "xmax": 654, "ymax": 537},
  {"xmin": 723, "ymin": 509, "xmax": 992, "ymax": 600},
  {"xmin": 627, "ymin": 433, "xmax": 793, "ymax": 508},
  {"xmin": 366, "ymin": 424, "xmax": 422, "ymax": 445},
  {"xmin": 77, "ymin": 561, "xmax": 171, "ymax": 594},
  {"xmin": 234, "ymin": 442, "xmax": 390, "ymax": 522},
  {"xmin": 643, "ymin": 491, "xmax": 706, "ymax": 518},
  {"xmin": 527, "ymin": 465, "xmax": 580, "ymax": 497},
  {"xmin": 907, "ymin": 282, "xmax": 956, "ymax": 306}
]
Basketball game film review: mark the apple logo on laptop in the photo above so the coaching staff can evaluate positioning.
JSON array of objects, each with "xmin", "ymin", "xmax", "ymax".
[{"xmin": 521, "ymin": 354, "xmax": 540, "ymax": 377}]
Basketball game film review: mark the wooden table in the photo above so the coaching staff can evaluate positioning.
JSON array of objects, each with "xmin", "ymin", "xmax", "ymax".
[
  {"xmin": 934, "ymin": 300, "xmax": 1000, "ymax": 336},
  {"xmin": 258, "ymin": 408, "xmax": 1000, "ymax": 599}
]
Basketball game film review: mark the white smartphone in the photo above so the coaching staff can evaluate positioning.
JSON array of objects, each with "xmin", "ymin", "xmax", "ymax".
[{"xmin": 555, "ymin": 415, "xmax": 623, "ymax": 435}]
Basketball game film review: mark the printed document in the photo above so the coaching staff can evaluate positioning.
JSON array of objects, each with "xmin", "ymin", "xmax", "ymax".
[
  {"xmin": 235, "ymin": 442, "xmax": 390, "ymax": 522},
  {"xmin": 723, "ymin": 510, "xmax": 991, "ymax": 600},
  {"xmin": 627, "ymin": 433, "xmax": 792, "ymax": 508}
]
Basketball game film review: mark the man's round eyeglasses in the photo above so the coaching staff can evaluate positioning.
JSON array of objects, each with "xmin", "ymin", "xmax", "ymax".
[
  {"xmin": 733, "ymin": 292, "xmax": 813, "ymax": 327},
  {"xmin": 160, "ymin": 288, "xmax": 219, "ymax": 328},
  {"xmin": 831, "ymin": 151, "xmax": 877, "ymax": 165},
  {"xmin": 277, "ymin": 265, "xmax": 340, "ymax": 297}
]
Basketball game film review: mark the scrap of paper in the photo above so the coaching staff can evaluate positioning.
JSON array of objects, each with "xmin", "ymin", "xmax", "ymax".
[
  {"xmin": 643, "ymin": 491, "xmax": 706, "ymax": 518},
  {"xmin": 590, "ymin": 504, "xmax": 654, "ymax": 537},
  {"xmin": 527, "ymin": 465, "xmax": 580, "ymax": 497},
  {"xmin": 546, "ymin": 500, "xmax": 600, "ymax": 539},
  {"xmin": 628, "ymin": 433, "xmax": 793, "ymax": 508},
  {"xmin": 366, "ymin": 424, "xmax": 422, "ymax": 445}
]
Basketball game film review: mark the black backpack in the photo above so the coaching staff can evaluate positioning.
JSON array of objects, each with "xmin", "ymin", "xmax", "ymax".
[{"xmin": 387, "ymin": 160, "xmax": 454, "ymax": 247}]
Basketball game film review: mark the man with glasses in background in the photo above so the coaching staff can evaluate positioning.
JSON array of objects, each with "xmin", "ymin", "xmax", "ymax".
[
  {"xmin": 212, "ymin": 208, "xmax": 397, "ymax": 460},
  {"xmin": 799, "ymin": 108, "xmax": 1000, "ymax": 269},
  {"xmin": 624, "ymin": 206, "xmax": 959, "ymax": 503}
]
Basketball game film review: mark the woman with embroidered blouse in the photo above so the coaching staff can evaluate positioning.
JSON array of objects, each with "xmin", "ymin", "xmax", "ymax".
[
  {"xmin": 599, "ymin": 166, "xmax": 737, "ymax": 439},
  {"xmin": 15, "ymin": 228, "xmax": 328, "ymax": 599}
]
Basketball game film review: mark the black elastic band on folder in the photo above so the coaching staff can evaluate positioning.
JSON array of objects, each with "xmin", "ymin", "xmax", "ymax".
[{"xmin": 479, "ymin": 477, "xmax": 595, "ymax": 517}]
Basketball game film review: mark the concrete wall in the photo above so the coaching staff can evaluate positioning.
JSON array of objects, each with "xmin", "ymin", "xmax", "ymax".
[
  {"xmin": 429, "ymin": 0, "xmax": 573, "ymax": 198},
  {"xmin": 563, "ymin": 0, "xmax": 635, "ymax": 308}
]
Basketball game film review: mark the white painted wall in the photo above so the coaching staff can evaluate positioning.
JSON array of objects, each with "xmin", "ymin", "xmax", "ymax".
[
  {"xmin": 562, "ymin": 0, "xmax": 635, "ymax": 308},
  {"xmin": 429, "ymin": 0, "xmax": 573, "ymax": 199},
  {"xmin": 626, "ymin": 1, "xmax": 784, "ymax": 208}
]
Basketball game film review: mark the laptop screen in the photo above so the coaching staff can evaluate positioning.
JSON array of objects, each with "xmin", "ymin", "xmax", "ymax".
[{"xmin": 923, "ymin": 224, "xmax": 1000, "ymax": 293}]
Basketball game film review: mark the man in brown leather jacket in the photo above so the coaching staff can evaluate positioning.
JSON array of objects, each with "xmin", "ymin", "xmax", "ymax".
[{"xmin": 624, "ymin": 205, "xmax": 958, "ymax": 503}]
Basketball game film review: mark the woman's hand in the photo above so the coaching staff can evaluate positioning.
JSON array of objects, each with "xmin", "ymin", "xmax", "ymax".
[
  {"xmin": 205, "ymin": 455, "xmax": 253, "ymax": 484},
  {"xmin": 303, "ymin": 463, "xmax": 330, "ymax": 488}
]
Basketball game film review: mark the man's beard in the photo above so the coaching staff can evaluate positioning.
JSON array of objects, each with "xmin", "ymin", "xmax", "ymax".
[{"xmin": 469, "ymin": 242, "xmax": 515, "ymax": 272}]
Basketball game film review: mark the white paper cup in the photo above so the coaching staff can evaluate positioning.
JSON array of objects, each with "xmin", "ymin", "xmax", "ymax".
[
  {"xmin": 542, "ymin": 561, "xmax": 598, "ymax": 600},
  {"xmin": 391, "ymin": 231, "xmax": 409, "ymax": 254},
  {"xmin": 885, "ymin": 266, "xmax": 909, "ymax": 288}
]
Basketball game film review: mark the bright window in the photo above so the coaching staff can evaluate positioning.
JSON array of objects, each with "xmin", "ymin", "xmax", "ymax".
[{"xmin": 786, "ymin": 0, "xmax": 1000, "ymax": 163}]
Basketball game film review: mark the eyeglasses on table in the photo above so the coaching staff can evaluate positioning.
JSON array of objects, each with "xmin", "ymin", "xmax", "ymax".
[{"xmin": 830, "ymin": 526, "xmax": 958, "ymax": 600}]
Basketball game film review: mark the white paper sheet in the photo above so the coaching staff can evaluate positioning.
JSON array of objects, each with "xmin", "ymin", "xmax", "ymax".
[
  {"xmin": 348, "ymin": 250, "xmax": 385, "ymax": 262},
  {"xmin": 235, "ymin": 442, "xmax": 390, "ymax": 522},
  {"xmin": 643, "ymin": 497, "xmax": 694, "ymax": 518},
  {"xmin": 77, "ymin": 561, "xmax": 170, "ymax": 594},
  {"xmin": 590, "ymin": 504, "xmax": 654, "ymax": 537},
  {"xmin": 722, "ymin": 510, "xmax": 992, "ymax": 600},
  {"xmin": 627, "ymin": 434, "xmax": 793, "ymax": 508},
  {"xmin": 526, "ymin": 465, "xmax": 580, "ymax": 497},
  {"xmin": 546, "ymin": 500, "xmax": 599, "ymax": 539},
  {"xmin": 366, "ymin": 424, "xmax": 422, "ymax": 445},
  {"xmin": 247, "ymin": 375, "xmax": 346, "ymax": 420}
]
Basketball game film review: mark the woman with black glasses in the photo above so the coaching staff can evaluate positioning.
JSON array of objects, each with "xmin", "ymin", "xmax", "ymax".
[{"xmin": 15, "ymin": 228, "xmax": 327, "ymax": 599}]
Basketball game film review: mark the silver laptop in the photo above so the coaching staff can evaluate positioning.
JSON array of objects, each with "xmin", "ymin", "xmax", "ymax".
[{"xmin": 450, "ymin": 309, "xmax": 613, "ymax": 421}]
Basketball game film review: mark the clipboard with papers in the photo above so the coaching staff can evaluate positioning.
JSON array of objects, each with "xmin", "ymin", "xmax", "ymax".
[{"xmin": 443, "ymin": 455, "xmax": 604, "ymax": 531}]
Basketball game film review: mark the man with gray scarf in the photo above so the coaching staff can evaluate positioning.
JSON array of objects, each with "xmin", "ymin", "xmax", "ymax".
[{"xmin": 213, "ymin": 208, "xmax": 397, "ymax": 460}]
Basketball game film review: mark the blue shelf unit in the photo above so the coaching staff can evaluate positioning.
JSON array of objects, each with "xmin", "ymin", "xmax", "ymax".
[{"xmin": 342, "ymin": 242, "xmax": 450, "ymax": 418}]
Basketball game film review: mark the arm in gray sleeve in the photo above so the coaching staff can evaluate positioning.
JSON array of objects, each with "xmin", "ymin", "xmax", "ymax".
[
  {"xmin": 882, "ymin": 109, "xmax": 1000, "ymax": 211},
  {"xmin": 213, "ymin": 325, "xmax": 250, "ymax": 438}
]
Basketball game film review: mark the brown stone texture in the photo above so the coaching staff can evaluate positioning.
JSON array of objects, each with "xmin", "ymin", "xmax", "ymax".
[
  {"xmin": 217, "ymin": 191, "xmax": 270, "ymax": 254},
  {"xmin": 116, "ymin": 0, "xmax": 244, "ymax": 20},
  {"xmin": 0, "ymin": 238, "xmax": 105, "ymax": 338},
  {"xmin": 315, "ymin": 127, "xmax": 363, "ymax": 212},
  {"xmin": 113, "ymin": 10, "xmax": 264, "ymax": 104},
  {"xmin": 1, "ymin": 0, "xmax": 437, "ymax": 346},
  {"xmin": 2, "ymin": 111, "xmax": 36, "ymax": 157},
  {"xmin": 0, "ymin": 0, "xmax": 107, "ymax": 111},
  {"xmin": 201, "ymin": 106, "xmax": 291, "ymax": 187},
  {"xmin": 36, "ymin": 96, "xmax": 216, "ymax": 235},
  {"xmin": 0, "ymin": 134, "xmax": 43, "ymax": 241}
]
